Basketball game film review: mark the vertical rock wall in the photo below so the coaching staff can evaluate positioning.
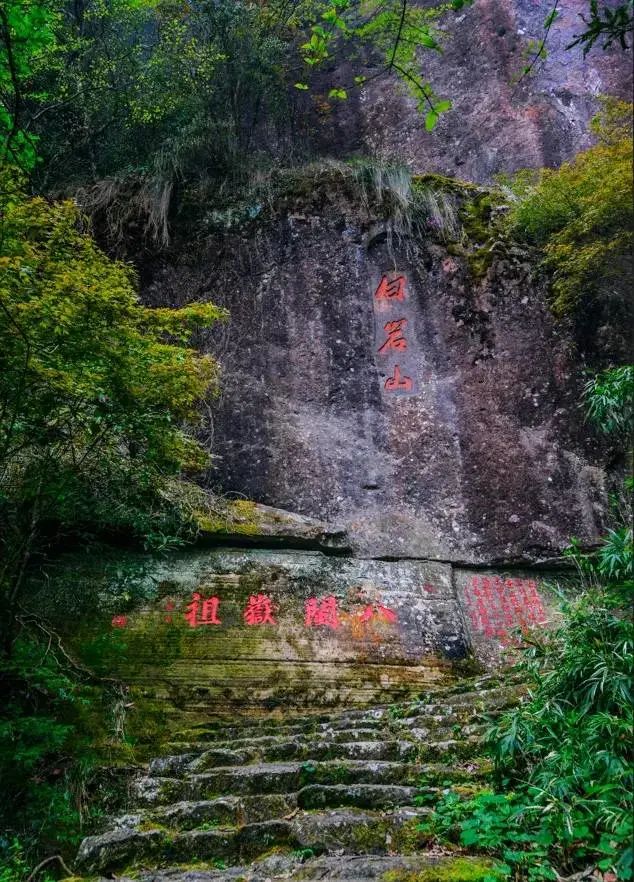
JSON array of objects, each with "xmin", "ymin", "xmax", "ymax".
[
  {"xmin": 145, "ymin": 174, "xmax": 610, "ymax": 564},
  {"xmin": 310, "ymin": 0, "xmax": 632, "ymax": 181},
  {"xmin": 41, "ymin": 543, "xmax": 560, "ymax": 737}
]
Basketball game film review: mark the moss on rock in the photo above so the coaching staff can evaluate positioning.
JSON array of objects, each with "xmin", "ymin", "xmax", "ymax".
[{"xmin": 381, "ymin": 856, "xmax": 505, "ymax": 882}]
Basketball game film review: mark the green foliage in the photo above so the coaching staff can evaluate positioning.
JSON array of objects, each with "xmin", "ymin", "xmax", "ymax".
[
  {"xmin": 583, "ymin": 365, "xmax": 634, "ymax": 437},
  {"xmin": 420, "ymin": 553, "xmax": 633, "ymax": 881},
  {"xmin": 0, "ymin": 173, "xmax": 225, "ymax": 869},
  {"xmin": 505, "ymin": 99, "xmax": 633, "ymax": 318},
  {"xmin": 419, "ymin": 789, "xmax": 559, "ymax": 881},
  {"xmin": 0, "ymin": 173, "xmax": 225, "ymax": 642},
  {"xmin": 0, "ymin": 0, "xmax": 58, "ymax": 170},
  {"xmin": 0, "ymin": 839, "xmax": 54, "ymax": 882},
  {"xmin": 0, "ymin": 0, "xmax": 475, "ymax": 239},
  {"xmin": 0, "ymin": 633, "xmax": 129, "ymax": 872},
  {"xmin": 351, "ymin": 0, "xmax": 456, "ymax": 125},
  {"xmin": 568, "ymin": 0, "xmax": 634, "ymax": 54}
]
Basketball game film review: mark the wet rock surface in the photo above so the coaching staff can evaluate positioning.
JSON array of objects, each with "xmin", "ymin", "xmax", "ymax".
[
  {"xmin": 77, "ymin": 675, "xmax": 521, "ymax": 880},
  {"xmin": 145, "ymin": 177, "xmax": 611, "ymax": 564}
]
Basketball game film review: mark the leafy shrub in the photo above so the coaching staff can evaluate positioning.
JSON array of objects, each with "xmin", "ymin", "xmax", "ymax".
[
  {"xmin": 0, "ymin": 174, "xmax": 224, "ymax": 875},
  {"xmin": 420, "ymin": 538, "xmax": 633, "ymax": 881},
  {"xmin": 0, "ymin": 633, "xmax": 128, "ymax": 873},
  {"xmin": 583, "ymin": 366, "xmax": 634, "ymax": 438},
  {"xmin": 505, "ymin": 98, "xmax": 633, "ymax": 319}
]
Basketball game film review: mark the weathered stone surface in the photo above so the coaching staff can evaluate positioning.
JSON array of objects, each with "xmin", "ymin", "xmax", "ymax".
[
  {"xmin": 76, "ymin": 677, "xmax": 507, "ymax": 878},
  {"xmin": 77, "ymin": 828, "xmax": 164, "ymax": 874},
  {"xmin": 313, "ymin": 0, "xmax": 632, "ymax": 182},
  {"xmin": 198, "ymin": 501, "xmax": 351, "ymax": 552},
  {"xmin": 50, "ymin": 547, "xmax": 465, "ymax": 724},
  {"xmin": 144, "ymin": 178, "xmax": 611, "ymax": 565},
  {"xmin": 297, "ymin": 783, "xmax": 418, "ymax": 810},
  {"xmin": 114, "ymin": 852, "xmax": 500, "ymax": 881}
]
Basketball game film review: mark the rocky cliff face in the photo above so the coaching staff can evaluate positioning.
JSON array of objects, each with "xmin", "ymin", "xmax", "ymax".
[
  {"xmin": 110, "ymin": 26, "xmax": 628, "ymax": 723},
  {"xmin": 143, "ymin": 171, "xmax": 610, "ymax": 564},
  {"xmin": 311, "ymin": 0, "xmax": 632, "ymax": 182}
]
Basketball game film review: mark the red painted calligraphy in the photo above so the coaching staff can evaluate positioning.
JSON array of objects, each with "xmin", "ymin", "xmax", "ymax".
[
  {"xmin": 305, "ymin": 595, "xmax": 339, "ymax": 629},
  {"xmin": 111, "ymin": 615, "xmax": 127, "ymax": 629},
  {"xmin": 374, "ymin": 275, "xmax": 406, "ymax": 302},
  {"xmin": 243, "ymin": 594, "xmax": 276, "ymax": 626},
  {"xmin": 384, "ymin": 364, "xmax": 413, "ymax": 392},
  {"xmin": 378, "ymin": 319, "xmax": 408, "ymax": 354},
  {"xmin": 164, "ymin": 599, "xmax": 176, "ymax": 624},
  {"xmin": 464, "ymin": 576, "xmax": 547, "ymax": 641},
  {"xmin": 359, "ymin": 603, "xmax": 398, "ymax": 625},
  {"xmin": 185, "ymin": 592, "xmax": 222, "ymax": 628}
]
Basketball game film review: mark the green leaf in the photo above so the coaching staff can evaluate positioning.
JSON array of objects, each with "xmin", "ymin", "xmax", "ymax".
[
  {"xmin": 419, "ymin": 32, "xmax": 439, "ymax": 49},
  {"xmin": 294, "ymin": 82, "xmax": 309, "ymax": 90},
  {"xmin": 543, "ymin": 8, "xmax": 559, "ymax": 28},
  {"xmin": 425, "ymin": 110, "xmax": 439, "ymax": 131}
]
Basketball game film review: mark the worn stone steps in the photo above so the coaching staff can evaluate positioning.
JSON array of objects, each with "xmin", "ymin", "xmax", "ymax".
[
  {"xmin": 77, "ymin": 805, "xmax": 430, "ymax": 873},
  {"xmin": 114, "ymin": 851, "xmax": 500, "ymax": 882},
  {"xmin": 169, "ymin": 682, "xmax": 522, "ymax": 745},
  {"xmin": 182, "ymin": 734, "xmax": 481, "ymax": 770},
  {"xmin": 132, "ymin": 755, "xmax": 490, "ymax": 806},
  {"xmin": 164, "ymin": 719, "xmax": 491, "ymax": 758},
  {"xmin": 75, "ymin": 673, "xmax": 520, "ymax": 880},
  {"xmin": 112, "ymin": 783, "xmax": 424, "ymax": 834}
]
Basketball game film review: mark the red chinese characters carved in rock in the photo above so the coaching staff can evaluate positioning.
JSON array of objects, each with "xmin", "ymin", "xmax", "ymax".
[
  {"xmin": 305, "ymin": 595, "xmax": 339, "ymax": 629},
  {"xmin": 359, "ymin": 603, "xmax": 398, "ymax": 625},
  {"xmin": 465, "ymin": 576, "xmax": 547, "ymax": 640},
  {"xmin": 374, "ymin": 275, "xmax": 406, "ymax": 303},
  {"xmin": 244, "ymin": 594, "xmax": 276, "ymax": 626},
  {"xmin": 384, "ymin": 364, "xmax": 413, "ymax": 392},
  {"xmin": 111, "ymin": 615, "xmax": 128, "ymax": 629},
  {"xmin": 164, "ymin": 599, "xmax": 176, "ymax": 624},
  {"xmin": 185, "ymin": 592, "xmax": 222, "ymax": 628},
  {"xmin": 378, "ymin": 319, "xmax": 408, "ymax": 354}
]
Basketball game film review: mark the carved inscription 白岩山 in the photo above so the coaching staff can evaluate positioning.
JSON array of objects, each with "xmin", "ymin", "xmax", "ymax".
[{"xmin": 373, "ymin": 274, "xmax": 414, "ymax": 394}]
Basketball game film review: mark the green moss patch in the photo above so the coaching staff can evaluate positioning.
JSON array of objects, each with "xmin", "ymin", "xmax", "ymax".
[{"xmin": 381, "ymin": 856, "xmax": 505, "ymax": 882}]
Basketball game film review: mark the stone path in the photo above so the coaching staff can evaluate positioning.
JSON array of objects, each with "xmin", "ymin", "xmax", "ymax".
[{"xmin": 76, "ymin": 676, "xmax": 522, "ymax": 881}]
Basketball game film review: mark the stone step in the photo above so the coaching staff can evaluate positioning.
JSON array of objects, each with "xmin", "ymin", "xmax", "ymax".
[
  {"xmin": 124, "ymin": 793, "xmax": 299, "ymax": 830},
  {"xmin": 162, "ymin": 723, "xmax": 487, "ymax": 773},
  {"xmin": 115, "ymin": 852, "xmax": 502, "ymax": 881},
  {"xmin": 112, "ymin": 783, "xmax": 420, "ymax": 834},
  {"xmin": 132, "ymin": 755, "xmax": 490, "ymax": 806},
  {"xmin": 169, "ymin": 685, "xmax": 520, "ymax": 746},
  {"xmin": 165, "ymin": 716, "xmax": 491, "ymax": 757},
  {"xmin": 296, "ymin": 783, "xmax": 418, "ymax": 810},
  {"xmin": 188, "ymin": 734, "xmax": 481, "ymax": 771},
  {"xmin": 77, "ymin": 806, "xmax": 429, "ymax": 874},
  {"xmin": 150, "ymin": 749, "xmax": 251, "ymax": 777}
]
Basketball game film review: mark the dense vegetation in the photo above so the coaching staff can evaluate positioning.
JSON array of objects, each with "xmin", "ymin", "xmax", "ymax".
[
  {"xmin": 418, "ymin": 374, "xmax": 633, "ymax": 881},
  {"xmin": 505, "ymin": 99, "xmax": 633, "ymax": 325},
  {"xmin": 0, "ymin": 2, "xmax": 632, "ymax": 881},
  {"xmin": 0, "ymin": 172, "xmax": 226, "ymax": 882}
]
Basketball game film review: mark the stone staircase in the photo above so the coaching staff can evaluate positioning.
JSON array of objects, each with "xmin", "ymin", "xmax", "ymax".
[{"xmin": 76, "ymin": 676, "xmax": 523, "ymax": 881}]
